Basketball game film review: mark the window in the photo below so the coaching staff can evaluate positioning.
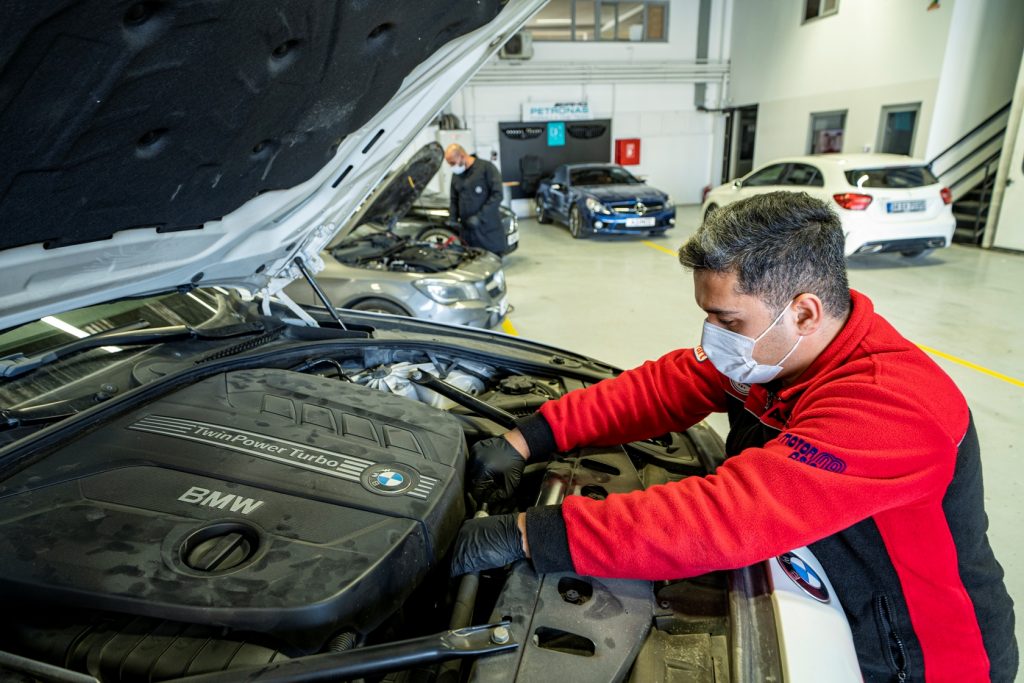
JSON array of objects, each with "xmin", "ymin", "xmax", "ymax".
[
  {"xmin": 845, "ymin": 166, "xmax": 939, "ymax": 189},
  {"xmin": 525, "ymin": 0, "xmax": 668, "ymax": 42},
  {"xmin": 785, "ymin": 163, "xmax": 824, "ymax": 187},
  {"xmin": 878, "ymin": 104, "xmax": 921, "ymax": 156},
  {"xmin": 526, "ymin": 0, "xmax": 578, "ymax": 41},
  {"xmin": 803, "ymin": 0, "xmax": 838, "ymax": 23},
  {"xmin": 809, "ymin": 111, "xmax": 846, "ymax": 154},
  {"xmin": 570, "ymin": 166, "xmax": 640, "ymax": 185},
  {"xmin": 743, "ymin": 164, "xmax": 788, "ymax": 187}
]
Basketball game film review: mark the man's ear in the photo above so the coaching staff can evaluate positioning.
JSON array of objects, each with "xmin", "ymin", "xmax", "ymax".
[{"xmin": 792, "ymin": 293, "xmax": 824, "ymax": 335}]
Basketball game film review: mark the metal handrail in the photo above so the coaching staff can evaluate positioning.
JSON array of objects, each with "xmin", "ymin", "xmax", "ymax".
[
  {"xmin": 935, "ymin": 128, "xmax": 1006, "ymax": 181},
  {"xmin": 929, "ymin": 101, "xmax": 1011, "ymax": 168},
  {"xmin": 952, "ymin": 151, "xmax": 1001, "ymax": 245},
  {"xmin": 950, "ymin": 150, "xmax": 1002, "ymax": 190},
  {"xmin": 970, "ymin": 155, "xmax": 1000, "ymax": 244}
]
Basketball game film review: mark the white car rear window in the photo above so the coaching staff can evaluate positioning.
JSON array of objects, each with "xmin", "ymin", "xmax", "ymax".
[{"xmin": 845, "ymin": 166, "xmax": 939, "ymax": 189}]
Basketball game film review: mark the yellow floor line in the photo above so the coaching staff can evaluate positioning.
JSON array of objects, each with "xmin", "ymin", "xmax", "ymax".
[
  {"xmin": 501, "ymin": 318, "xmax": 519, "ymax": 336},
  {"xmin": 642, "ymin": 240, "xmax": 677, "ymax": 257},
  {"xmin": 916, "ymin": 344, "xmax": 1024, "ymax": 388},
  {"xmin": 639, "ymin": 239, "xmax": 1021, "ymax": 388}
]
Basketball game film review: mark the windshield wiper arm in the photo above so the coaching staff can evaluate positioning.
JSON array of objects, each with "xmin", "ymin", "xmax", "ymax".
[{"xmin": 0, "ymin": 321, "xmax": 266, "ymax": 380}]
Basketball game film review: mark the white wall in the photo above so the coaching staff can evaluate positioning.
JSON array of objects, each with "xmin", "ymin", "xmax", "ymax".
[
  {"xmin": 728, "ymin": 0, "xmax": 1024, "ymax": 169},
  {"xmin": 927, "ymin": 0, "xmax": 1024, "ymax": 158},
  {"xmin": 452, "ymin": 81, "xmax": 714, "ymax": 204},
  {"xmin": 729, "ymin": 0, "xmax": 953, "ymax": 164},
  {"xmin": 440, "ymin": 0, "xmax": 719, "ymax": 204},
  {"xmin": 991, "ymin": 48, "xmax": 1024, "ymax": 251}
]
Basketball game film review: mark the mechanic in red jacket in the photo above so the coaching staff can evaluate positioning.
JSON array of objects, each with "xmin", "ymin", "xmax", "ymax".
[{"xmin": 451, "ymin": 192, "xmax": 1017, "ymax": 682}]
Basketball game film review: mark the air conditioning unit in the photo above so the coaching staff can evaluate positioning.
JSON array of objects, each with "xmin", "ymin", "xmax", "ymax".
[{"xmin": 499, "ymin": 31, "xmax": 533, "ymax": 60}]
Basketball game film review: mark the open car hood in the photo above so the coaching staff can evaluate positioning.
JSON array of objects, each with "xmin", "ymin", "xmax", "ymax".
[
  {"xmin": 0, "ymin": 0, "xmax": 543, "ymax": 332},
  {"xmin": 359, "ymin": 143, "xmax": 445, "ymax": 228}
]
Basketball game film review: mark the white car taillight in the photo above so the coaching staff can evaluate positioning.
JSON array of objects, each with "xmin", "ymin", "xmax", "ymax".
[{"xmin": 833, "ymin": 193, "xmax": 873, "ymax": 211}]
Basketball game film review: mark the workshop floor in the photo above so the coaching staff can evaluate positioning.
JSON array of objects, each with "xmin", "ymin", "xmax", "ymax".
[{"xmin": 500, "ymin": 204, "xmax": 1024, "ymax": 655}]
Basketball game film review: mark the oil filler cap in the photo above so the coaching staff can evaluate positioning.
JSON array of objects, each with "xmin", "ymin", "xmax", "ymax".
[{"xmin": 181, "ymin": 523, "xmax": 259, "ymax": 573}]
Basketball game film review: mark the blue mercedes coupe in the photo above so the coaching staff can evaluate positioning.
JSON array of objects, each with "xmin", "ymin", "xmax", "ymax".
[{"xmin": 534, "ymin": 163, "xmax": 676, "ymax": 238}]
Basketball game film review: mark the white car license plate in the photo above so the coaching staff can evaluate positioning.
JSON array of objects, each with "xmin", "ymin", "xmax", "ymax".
[
  {"xmin": 507, "ymin": 232, "xmax": 519, "ymax": 246},
  {"xmin": 625, "ymin": 217, "xmax": 656, "ymax": 227},
  {"xmin": 887, "ymin": 200, "xmax": 926, "ymax": 213}
]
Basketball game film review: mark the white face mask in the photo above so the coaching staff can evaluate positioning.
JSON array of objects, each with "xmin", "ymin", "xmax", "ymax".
[
  {"xmin": 451, "ymin": 163, "xmax": 467, "ymax": 175},
  {"xmin": 700, "ymin": 305, "xmax": 802, "ymax": 384}
]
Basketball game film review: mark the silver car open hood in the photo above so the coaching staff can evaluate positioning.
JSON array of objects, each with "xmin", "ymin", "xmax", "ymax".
[{"xmin": 0, "ymin": 0, "xmax": 542, "ymax": 332}]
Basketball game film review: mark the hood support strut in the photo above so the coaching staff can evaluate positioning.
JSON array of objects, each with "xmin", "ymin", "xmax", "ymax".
[{"xmin": 294, "ymin": 257, "xmax": 347, "ymax": 330}]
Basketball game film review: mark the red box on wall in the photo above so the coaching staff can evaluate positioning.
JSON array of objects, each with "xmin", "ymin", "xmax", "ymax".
[{"xmin": 615, "ymin": 138, "xmax": 641, "ymax": 165}]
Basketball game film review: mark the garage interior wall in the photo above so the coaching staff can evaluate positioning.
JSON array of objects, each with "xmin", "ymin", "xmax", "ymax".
[
  {"xmin": 926, "ymin": 0, "xmax": 1024, "ymax": 159},
  {"xmin": 442, "ymin": 0, "xmax": 726, "ymax": 205},
  {"xmin": 728, "ymin": 0, "xmax": 1024, "ymax": 167},
  {"xmin": 992, "ymin": 49, "xmax": 1024, "ymax": 251}
]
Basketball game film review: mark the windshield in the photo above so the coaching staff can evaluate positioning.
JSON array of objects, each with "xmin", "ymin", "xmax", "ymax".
[
  {"xmin": 845, "ymin": 166, "xmax": 939, "ymax": 189},
  {"xmin": 0, "ymin": 289, "xmax": 239, "ymax": 410},
  {"xmin": 570, "ymin": 167, "xmax": 640, "ymax": 186},
  {"xmin": 0, "ymin": 289, "xmax": 230, "ymax": 359}
]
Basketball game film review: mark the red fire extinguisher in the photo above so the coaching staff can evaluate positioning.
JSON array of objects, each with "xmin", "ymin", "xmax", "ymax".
[{"xmin": 615, "ymin": 138, "xmax": 641, "ymax": 166}]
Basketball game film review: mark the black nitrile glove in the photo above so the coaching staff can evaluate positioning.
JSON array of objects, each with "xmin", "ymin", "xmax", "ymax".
[
  {"xmin": 468, "ymin": 436, "xmax": 526, "ymax": 505},
  {"xmin": 451, "ymin": 513, "xmax": 526, "ymax": 576}
]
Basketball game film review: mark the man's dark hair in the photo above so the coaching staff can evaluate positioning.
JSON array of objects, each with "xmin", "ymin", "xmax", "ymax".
[{"xmin": 678, "ymin": 191, "xmax": 851, "ymax": 318}]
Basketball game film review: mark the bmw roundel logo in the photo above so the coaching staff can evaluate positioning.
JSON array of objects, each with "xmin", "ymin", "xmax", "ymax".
[
  {"xmin": 377, "ymin": 471, "xmax": 404, "ymax": 488},
  {"xmin": 362, "ymin": 463, "xmax": 417, "ymax": 495},
  {"xmin": 777, "ymin": 552, "xmax": 830, "ymax": 603},
  {"xmin": 729, "ymin": 378, "xmax": 751, "ymax": 396}
]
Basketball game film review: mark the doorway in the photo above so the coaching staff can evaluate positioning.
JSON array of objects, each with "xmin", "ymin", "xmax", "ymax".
[
  {"xmin": 877, "ymin": 103, "xmax": 920, "ymax": 155},
  {"xmin": 723, "ymin": 104, "xmax": 757, "ymax": 182}
]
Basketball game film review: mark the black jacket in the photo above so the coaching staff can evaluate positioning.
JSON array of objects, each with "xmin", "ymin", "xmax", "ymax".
[{"xmin": 449, "ymin": 159, "xmax": 505, "ymax": 254}]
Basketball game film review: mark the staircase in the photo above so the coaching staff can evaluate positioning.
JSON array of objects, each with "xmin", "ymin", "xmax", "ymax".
[{"xmin": 928, "ymin": 102, "xmax": 1010, "ymax": 245}]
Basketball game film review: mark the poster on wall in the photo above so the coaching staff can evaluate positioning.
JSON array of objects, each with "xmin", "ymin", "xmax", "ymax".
[
  {"xmin": 522, "ymin": 101, "xmax": 591, "ymax": 122},
  {"xmin": 815, "ymin": 129, "xmax": 844, "ymax": 154},
  {"xmin": 546, "ymin": 122, "xmax": 566, "ymax": 147}
]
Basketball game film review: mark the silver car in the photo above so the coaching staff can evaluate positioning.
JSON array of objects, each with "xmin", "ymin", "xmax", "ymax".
[
  {"xmin": 286, "ymin": 225, "xmax": 509, "ymax": 327},
  {"xmin": 285, "ymin": 144, "xmax": 510, "ymax": 328}
]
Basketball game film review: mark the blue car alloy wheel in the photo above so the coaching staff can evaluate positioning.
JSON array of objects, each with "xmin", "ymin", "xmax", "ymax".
[{"xmin": 569, "ymin": 204, "xmax": 585, "ymax": 239}]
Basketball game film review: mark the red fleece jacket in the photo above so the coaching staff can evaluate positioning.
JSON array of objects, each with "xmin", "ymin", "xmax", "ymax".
[{"xmin": 527, "ymin": 290, "xmax": 1002, "ymax": 681}]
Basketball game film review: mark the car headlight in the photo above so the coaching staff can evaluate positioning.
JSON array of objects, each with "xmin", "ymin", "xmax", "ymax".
[
  {"xmin": 488, "ymin": 269, "xmax": 506, "ymax": 291},
  {"xmin": 585, "ymin": 197, "xmax": 612, "ymax": 215},
  {"xmin": 664, "ymin": 195, "xmax": 673, "ymax": 206},
  {"xmin": 412, "ymin": 278, "xmax": 482, "ymax": 305}
]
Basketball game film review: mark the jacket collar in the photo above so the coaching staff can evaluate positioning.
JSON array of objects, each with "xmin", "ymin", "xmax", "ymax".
[{"xmin": 774, "ymin": 289, "xmax": 873, "ymax": 401}]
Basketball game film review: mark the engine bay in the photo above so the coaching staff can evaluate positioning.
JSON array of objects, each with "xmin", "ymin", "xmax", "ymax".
[
  {"xmin": 0, "ymin": 343, "xmax": 736, "ymax": 682},
  {"xmin": 331, "ymin": 229, "xmax": 483, "ymax": 273}
]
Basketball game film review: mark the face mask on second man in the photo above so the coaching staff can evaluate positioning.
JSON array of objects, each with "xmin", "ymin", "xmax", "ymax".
[
  {"xmin": 451, "ymin": 163, "xmax": 467, "ymax": 175},
  {"xmin": 700, "ymin": 304, "xmax": 802, "ymax": 384}
]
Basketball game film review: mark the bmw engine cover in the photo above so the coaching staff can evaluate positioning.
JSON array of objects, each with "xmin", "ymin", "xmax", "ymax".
[{"xmin": 0, "ymin": 369, "xmax": 466, "ymax": 635}]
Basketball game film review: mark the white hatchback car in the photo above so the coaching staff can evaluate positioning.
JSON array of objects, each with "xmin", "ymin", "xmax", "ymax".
[{"xmin": 703, "ymin": 154, "xmax": 955, "ymax": 258}]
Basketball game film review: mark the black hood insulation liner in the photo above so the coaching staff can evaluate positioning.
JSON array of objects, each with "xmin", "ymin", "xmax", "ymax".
[{"xmin": 0, "ymin": 0, "xmax": 500, "ymax": 251}]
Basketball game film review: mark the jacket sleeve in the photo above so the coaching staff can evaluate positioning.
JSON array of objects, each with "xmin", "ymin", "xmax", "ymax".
[
  {"xmin": 531, "ymin": 376, "xmax": 960, "ymax": 579},
  {"xmin": 536, "ymin": 348, "xmax": 730, "ymax": 452},
  {"xmin": 482, "ymin": 163, "xmax": 504, "ymax": 212},
  {"xmin": 449, "ymin": 178, "xmax": 459, "ymax": 222}
]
